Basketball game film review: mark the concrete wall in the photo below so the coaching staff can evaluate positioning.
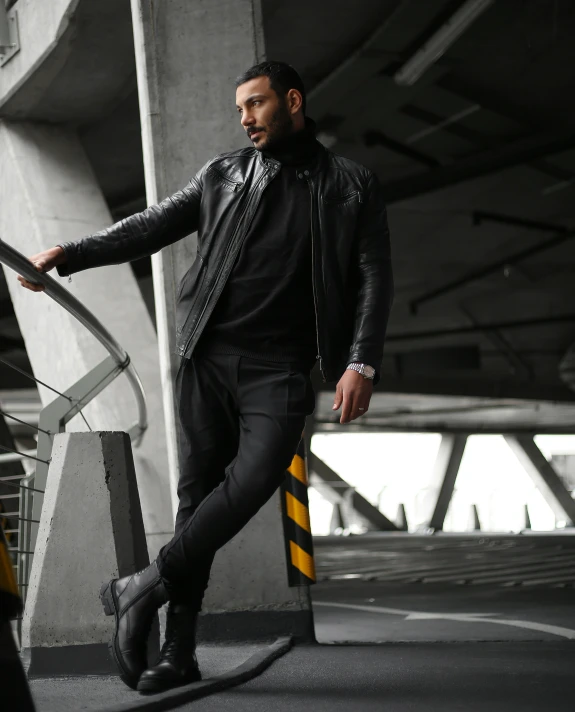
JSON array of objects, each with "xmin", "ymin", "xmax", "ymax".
[
  {"xmin": 0, "ymin": 0, "xmax": 137, "ymax": 123},
  {"xmin": 0, "ymin": 120, "xmax": 174, "ymax": 553},
  {"xmin": 131, "ymin": 0, "xmax": 312, "ymax": 629},
  {"xmin": 0, "ymin": 0, "xmax": 79, "ymax": 110}
]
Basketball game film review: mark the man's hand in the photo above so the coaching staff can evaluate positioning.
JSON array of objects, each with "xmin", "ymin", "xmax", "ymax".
[
  {"xmin": 332, "ymin": 369, "xmax": 373, "ymax": 424},
  {"xmin": 17, "ymin": 246, "xmax": 66, "ymax": 292}
]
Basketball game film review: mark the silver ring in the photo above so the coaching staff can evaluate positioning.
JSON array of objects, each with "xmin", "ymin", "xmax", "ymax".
[{"xmin": 358, "ymin": 407, "xmax": 365, "ymax": 411}]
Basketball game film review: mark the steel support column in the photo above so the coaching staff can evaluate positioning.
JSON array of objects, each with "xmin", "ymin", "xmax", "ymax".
[
  {"xmin": 504, "ymin": 435, "xmax": 575, "ymax": 526},
  {"xmin": 427, "ymin": 434, "xmax": 468, "ymax": 531}
]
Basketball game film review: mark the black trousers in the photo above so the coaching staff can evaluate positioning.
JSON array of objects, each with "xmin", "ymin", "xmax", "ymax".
[{"xmin": 157, "ymin": 351, "xmax": 316, "ymax": 610}]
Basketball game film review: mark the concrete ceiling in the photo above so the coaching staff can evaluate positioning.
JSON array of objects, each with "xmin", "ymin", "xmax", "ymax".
[
  {"xmin": 269, "ymin": 0, "xmax": 575, "ymax": 406},
  {"xmin": 2, "ymin": 0, "xmax": 575, "ymax": 430}
]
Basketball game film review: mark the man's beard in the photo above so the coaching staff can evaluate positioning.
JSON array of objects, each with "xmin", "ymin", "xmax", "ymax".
[{"xmin": 250, "ymin": 101, "xmax": 293, "ymax": 151}]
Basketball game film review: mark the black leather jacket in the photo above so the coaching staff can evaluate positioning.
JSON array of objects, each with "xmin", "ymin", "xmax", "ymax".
[{"xmin": 56, "ymin": 141, "xmax": 393, "ymax": 384}]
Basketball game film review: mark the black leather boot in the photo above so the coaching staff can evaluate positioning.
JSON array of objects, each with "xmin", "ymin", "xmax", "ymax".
[
  {"xmin": 137, "ymin": 602, "xmax": 202, "ymax": 693},
  {"xmin": 100, "ymin": 560, "xmax": 168, "ymax": 690}
]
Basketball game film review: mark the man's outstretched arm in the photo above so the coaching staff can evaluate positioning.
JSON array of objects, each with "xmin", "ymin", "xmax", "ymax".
[{"xmin": 17, "ymin": 161, "xmax": 209, "ymax": 291}]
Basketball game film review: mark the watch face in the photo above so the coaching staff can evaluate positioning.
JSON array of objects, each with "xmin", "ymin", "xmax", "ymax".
[{"xmin": 364, "ymin": 365, "xmax": 376, "ymax": 378}]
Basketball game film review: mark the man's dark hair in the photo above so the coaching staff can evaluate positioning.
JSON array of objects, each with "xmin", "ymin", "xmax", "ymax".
[{"xmin": 235, "ymin": 61, "xmax": 306, "ymax": 114}]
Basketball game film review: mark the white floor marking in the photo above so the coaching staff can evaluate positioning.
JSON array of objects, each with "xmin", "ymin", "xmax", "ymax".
[{"xmin": 314, "ymin": 601, "xmax": 575, "ymax": 640}]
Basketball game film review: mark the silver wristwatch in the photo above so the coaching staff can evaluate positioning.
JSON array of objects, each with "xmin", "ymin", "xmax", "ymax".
[{"xmin": 346, "ymin": 362, "xmax": 376, "ymax": 380}]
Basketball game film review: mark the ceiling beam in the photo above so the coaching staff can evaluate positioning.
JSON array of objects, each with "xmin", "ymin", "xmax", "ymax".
[
  {"xmin": 402, "ymin": 105, "xmax": 575, "ymax": 184},
  {"xmin": 458, "ymin": 305, "xmax": 533, "ymax": 380},
  {"xmin": 409, "ymin": 229, "xmax": 574, "ymax": 313},
  {"xmin": 315, "ymin": 422, "xmax": 575, "ymax": 435},
  {"xmin": 364, "ymin": 129, "xmax": 440, "ymax": 167},
  {"xmin": 382, "ymin": 130, "xmax": 575, "ymax": 203},
  {"xmin": 311, "ymin": 369, "xmax": 575, "ymax": 403},
  {"xmin": 386, "ymin": 314, "xmax": 575, "ymax": 342},
  {"xmin": 472, "ymin": 211, "xmax": 570, "ymax": 234},
  {"xmin": 307, "ymin": 0, "xmax": 408, "ymax": 117},
  {"xmin": 437, "ymin": 75, "xmax": 543, "ymax": 130}
]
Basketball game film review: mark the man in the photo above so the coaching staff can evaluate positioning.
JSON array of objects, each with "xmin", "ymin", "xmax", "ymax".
[{"xmin": 18, "ymin": 61, "xmax": 393, "ymax": 693}]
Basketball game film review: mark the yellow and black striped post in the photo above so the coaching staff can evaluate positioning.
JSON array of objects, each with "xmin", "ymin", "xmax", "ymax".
[
  {"xmin": 0, "ymin": 521, "xmax": 21, "ymax": 621},
  {"xmin": 1, "ymin": 523, "xmax": 36, "ymax": 711},
  {"xmin": 280, "ymin": 434, "xmax": 316, "ymax": 586}
]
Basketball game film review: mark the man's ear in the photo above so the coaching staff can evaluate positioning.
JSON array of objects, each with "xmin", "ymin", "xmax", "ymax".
[{"xmin": 287, "ymin": 89, "xmax": 303, "ymax": 115}]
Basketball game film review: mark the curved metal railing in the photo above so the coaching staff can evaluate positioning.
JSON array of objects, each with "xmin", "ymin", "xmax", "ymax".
[
  {"xmin": 0, "ymin": 238, "xmax": 149, "ymax": 617},
  {"xmin": 0, "ymin": 239, "xmax": 148, "ymax": 444}
]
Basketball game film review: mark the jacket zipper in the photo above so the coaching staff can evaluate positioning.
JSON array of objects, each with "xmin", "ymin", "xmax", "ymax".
[
  {"xmin": 307, "ymin": 178, "xmax": 327, "ymax": 382},
  {"xmin": 182, "ymin": 167, "xmax": 273, "ymax": 354}
]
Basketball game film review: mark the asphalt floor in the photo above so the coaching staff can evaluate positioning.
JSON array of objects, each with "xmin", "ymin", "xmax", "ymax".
[
  {"xmin": 29, "ymin": 643, "xmax": 265, "ymax": 711},
  {"xmin": 313, "ymin": 580, "xmax": 575, "ymax": 642},
  {"xmin": 28, "ymin": 534, "xmax": 575, "ymax": 711},
  {"xmin": 172, "ymin": 642, "xmax": 575, "ymax": 712}
]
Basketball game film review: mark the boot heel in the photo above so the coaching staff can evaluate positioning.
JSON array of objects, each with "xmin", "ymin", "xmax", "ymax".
[{"xmin": 100, "ymin": 581, "xmax": 115, "ymax": 617}]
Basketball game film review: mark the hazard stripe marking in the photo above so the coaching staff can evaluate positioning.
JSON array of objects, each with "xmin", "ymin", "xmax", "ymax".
[
  {"xmin": 0, "ymin": 539, "xmax": 18, "ymax": 597},
  {"xmin": 286, "ymin": 491, "xmax": 311, "ymax": 533},
  {"xmin": 288, "ymin": 454, "xmax": 308, "ymax": 485},
  {"xmin": 290, "ymin": 540, "xmax": 316, "ymax": 581}
]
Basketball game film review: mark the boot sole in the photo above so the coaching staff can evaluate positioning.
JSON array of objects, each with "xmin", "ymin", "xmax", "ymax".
[
  {"xmin": 137, "ymin": 669, "xmax": 202, "ymax": 694},
  {"xmin": 100, "ymin": 580, "xmax": 140, "ymax": 690}
]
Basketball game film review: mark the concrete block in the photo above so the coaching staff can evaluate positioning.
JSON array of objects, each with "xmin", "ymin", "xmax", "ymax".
[{"xmin": 21, "ymin": 431, "xmax": 157, "ymax": 676}]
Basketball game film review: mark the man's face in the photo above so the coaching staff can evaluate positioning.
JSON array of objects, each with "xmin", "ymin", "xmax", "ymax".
[{"xmin": 236, "ymin": 76, "xmax": 294, "ymax": 151}]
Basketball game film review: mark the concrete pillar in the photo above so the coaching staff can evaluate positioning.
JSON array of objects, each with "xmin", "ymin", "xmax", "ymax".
[
  {"xmin": 468, "ymin": 504, "xmax": 481, "ymax": 531},
  {"xmin": 330, "ymin": 502, "xmax": 346, "ymax": 533},
  {"xmin": 396, "ymin": 503, "xmax": 408, "ymax": 531},
  {"xmin": 0, "ymin": 121, "xmax": 174, "ymax": 554},
  {"xmin": 427, "ymin": 434, "xmax": 467, "ymax": 531},
  {"xmin": 505, "ymin": 434, "xmax": 575, "ymax": 526},
  {"xmin": 21, "ymin": 431, "xmax": 156, "ymax": 676},
  {"xmin": 309, "ymin": 450, "xmax": 399, "ymax": 531},
  {"xmin": 130, "ymin": 1, "xmax": 313, "ymax": 638},
  {"xmin": 130, "ymin": 0, "xmax": 265, "ymax": 514},
  {"xmin": 523, "ymin": 503, "xmax": 532, "ymax": 530}
]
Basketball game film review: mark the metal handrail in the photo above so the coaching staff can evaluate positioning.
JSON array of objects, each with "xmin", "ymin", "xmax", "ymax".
[{"xmin": 0, "ymin": 239, "xmax": 148, "ymax": 444}]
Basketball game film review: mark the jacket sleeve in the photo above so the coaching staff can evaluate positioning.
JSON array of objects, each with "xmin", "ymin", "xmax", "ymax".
[
  {"xmin": 346, "ymin": 172, "xmax": 394, "ymax": 385},
  {"xmin": 55, "ymin": 161, "xmax": 208, "ymax": 278}
]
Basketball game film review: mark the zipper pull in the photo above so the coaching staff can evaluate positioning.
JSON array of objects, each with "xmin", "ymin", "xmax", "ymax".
[{"xmin": 358, "ymin": 192, "xmax": 363, "ymax": 204}]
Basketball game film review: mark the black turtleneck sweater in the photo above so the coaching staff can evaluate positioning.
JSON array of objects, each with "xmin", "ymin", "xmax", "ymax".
[{"xmin": 196, "ymin": 125, "xmax": 320, "ymax": 367}]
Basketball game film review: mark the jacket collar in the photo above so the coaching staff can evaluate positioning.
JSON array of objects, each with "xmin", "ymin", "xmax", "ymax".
[{"xmin": 257, "ymin": 116, "xmax": 327, "ymax": 178}]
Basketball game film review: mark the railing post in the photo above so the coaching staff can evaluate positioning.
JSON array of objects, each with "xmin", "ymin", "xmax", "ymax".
[{"xmin": 30, "ymin": 356, "xmax": 130, "ymax": 554}]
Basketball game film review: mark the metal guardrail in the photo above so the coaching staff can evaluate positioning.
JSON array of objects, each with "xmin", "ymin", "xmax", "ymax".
[
  {"xmin": 0, "ymin": 239, "xmax": 148, "ymax": 443},
  {"xmin": 0, "ymin": 238, "xmax": 149, "ymax": 633}
]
